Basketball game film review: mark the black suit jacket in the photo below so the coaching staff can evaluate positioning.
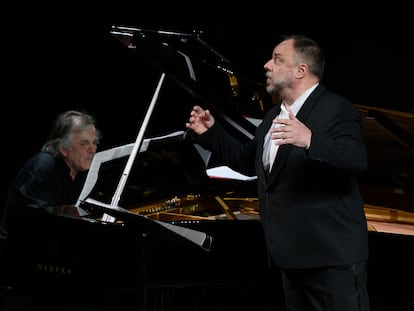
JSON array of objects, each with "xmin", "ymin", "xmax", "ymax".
[{"xmin": 196, "ymin": 84, "xmax": 369, "ymax": 269}]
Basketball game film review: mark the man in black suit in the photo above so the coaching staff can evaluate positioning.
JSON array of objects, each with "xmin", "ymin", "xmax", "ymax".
[{"xmin": 186, "ymin": 34, "xmax": 369, "ymax": 311}]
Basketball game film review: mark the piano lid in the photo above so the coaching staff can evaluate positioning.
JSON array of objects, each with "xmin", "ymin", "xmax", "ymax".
[
  {"xmin": 356, "ymin": 104, "xmax": 414, "ymax": 213},
  {"xmin": 109, "ymin": 25, "xmax": 273, "ymax": 143}
]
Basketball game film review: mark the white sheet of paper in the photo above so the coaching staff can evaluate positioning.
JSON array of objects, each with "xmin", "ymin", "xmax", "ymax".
[{"xmin": 206, "ymin": 165, "xmax": 257, "ymax": 181}]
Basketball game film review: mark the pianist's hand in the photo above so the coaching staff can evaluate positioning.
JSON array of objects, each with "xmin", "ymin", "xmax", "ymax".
[{"xmin": 186, "ymin": 105, "xmax": 215, "ymax": 135}]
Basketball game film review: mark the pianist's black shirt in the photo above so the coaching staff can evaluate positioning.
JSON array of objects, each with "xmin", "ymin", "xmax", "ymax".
[{"xmin": 0, "ymin": 151, "xmax": 88, "ymax": 240}]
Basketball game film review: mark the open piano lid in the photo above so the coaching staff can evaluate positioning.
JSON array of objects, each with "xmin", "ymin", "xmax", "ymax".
[
  {"xmin": 356, "ymin": 104, "xmax": 414, "ymax": 235},
  {"xmin": 356, "ymin": 104, "xmax": 414, "ymax": 211},
  {"xmin": 109, "ymin": 24, "xmax": 272, "ymax": 142}
]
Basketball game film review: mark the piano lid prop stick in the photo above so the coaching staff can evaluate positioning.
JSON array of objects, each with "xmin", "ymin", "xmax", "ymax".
[
  {"xmin": 214, "ymin": 196, "xmax": 237, "ymax": 220},
  {"xmin": 102, "ymin": 72, "xmax": 166, "ymax": 222}
]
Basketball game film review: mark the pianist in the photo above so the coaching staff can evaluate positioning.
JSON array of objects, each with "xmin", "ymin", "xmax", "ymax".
[{"xmin": 1, "ymin": 110, "xmax": 100, "ymax": 240}]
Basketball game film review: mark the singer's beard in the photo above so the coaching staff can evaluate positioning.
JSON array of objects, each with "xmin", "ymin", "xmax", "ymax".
[
  {"xmin": 268, "ymin": 87, "xmax": 279, "ymax": 98},
  {"xmin": 267, "ymin": 77, "xmax": 292, "ymax": 99},
  {"xmin": 266, "ymin": 83, "xmax": 280, "ymax": 98}
]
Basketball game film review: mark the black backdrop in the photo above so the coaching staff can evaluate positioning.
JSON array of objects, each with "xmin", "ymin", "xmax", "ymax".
[{"xmin": 2, "ymin": 3, "xmax": 413, "ymax": 206}]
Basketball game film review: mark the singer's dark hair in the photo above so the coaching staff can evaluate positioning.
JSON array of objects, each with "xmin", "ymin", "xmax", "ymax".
[{"xmin": 281, "ymin": 34, "xmax": 325, "ymax": 80}]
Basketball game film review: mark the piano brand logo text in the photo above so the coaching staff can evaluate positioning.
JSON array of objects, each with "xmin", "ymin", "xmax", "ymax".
[{"xmin": 36, "ymin": 263, "xmax": 73, "ymax": 275}]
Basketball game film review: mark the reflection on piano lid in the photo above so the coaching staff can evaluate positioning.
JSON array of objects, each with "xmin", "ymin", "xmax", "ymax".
[
  {"xmin": 87, "ymin": 130, "xmax": 211, "ymax": 208},
  {"xmin": 355, "ymin": 104, "xmax": 414, "ymax": 213},
  {"xmin": 354, "ymin": 104, "xmax": 414, "ymax": 235}
]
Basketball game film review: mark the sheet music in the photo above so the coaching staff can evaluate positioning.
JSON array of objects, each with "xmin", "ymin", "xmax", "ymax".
[
  {"xmin": 76, "ymin": 130, "xmax": 185, "ymax": 208},
  {"xmin": 206, "ymin": 165, "xmax": 257, "ymax": 181}
]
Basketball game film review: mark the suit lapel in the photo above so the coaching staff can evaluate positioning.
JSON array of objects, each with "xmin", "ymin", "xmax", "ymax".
[{"xmin": 258, "ymin": 105, "xmax": 281, "ymax": 180}]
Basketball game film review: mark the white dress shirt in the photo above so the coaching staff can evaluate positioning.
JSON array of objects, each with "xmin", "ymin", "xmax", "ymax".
[{"xmin": 263, "ymin": 84, "xmax": 318, "ymax": 173}]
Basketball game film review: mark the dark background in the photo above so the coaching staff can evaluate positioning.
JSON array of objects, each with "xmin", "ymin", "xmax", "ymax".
[{"xmin": 2, "ymin": 3, "xmax": 413, "ymax": 205}]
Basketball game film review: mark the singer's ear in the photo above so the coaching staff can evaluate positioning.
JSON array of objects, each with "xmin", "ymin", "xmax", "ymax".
[{"xmin": 296, "ymin": 63, "xmax": 307, "ymax": 78}]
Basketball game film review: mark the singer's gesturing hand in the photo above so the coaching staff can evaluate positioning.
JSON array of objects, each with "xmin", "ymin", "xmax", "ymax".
[
  {"xmin": 186, "ymin": 105, "xmax": 215, "ymax": 135},
  {"xmin": 270, "ymin": 110, "xmax": 312, "ymax": 149}
]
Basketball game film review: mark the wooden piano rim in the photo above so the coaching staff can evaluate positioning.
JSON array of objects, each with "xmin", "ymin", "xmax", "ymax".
[
  {"xmin": 364, "ymin": 204, "xmax": 414, "ymax": 236},
  {"xmin": 364, "ymin": 204, "xmax": 414, "ymax": 224}
]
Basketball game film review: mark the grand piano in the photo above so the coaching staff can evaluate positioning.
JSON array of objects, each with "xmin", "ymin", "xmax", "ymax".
[{"xmin": 2, "ymin": 26, "xmax": 414, "ymax": 311}]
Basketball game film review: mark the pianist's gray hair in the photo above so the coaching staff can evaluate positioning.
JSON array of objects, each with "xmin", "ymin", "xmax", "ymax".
[{"xmin": 41, "ymin": 110, "xmax": 101, "ymax": 157}]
